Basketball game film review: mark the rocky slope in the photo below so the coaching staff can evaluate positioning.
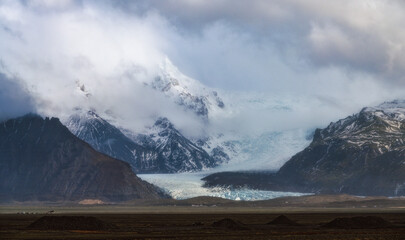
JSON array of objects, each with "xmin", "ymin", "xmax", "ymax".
[
  {"xmin": 133, "ymin": 117, "xmax": 219, "ymax": 173},
  {"xmin": 66, "ymin": 111, "xmax": 218, "ymax": 173},
  {"xmin": 203, "ymin": 100, "xmax": 405, "ymax": 196},
  {"xmin": 0, "ymin": 114, "xmax": 169, "ymax": 202},
  {"xmin": 65, "ymin": 111, "xmax": 158, "ymax": 173}
]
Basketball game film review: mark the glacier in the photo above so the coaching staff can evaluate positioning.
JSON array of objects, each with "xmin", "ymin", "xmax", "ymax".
[
  {"xmin": 198, "ymin": 129, "xmax": 312, "ymax": 172},
  {"xmin": 139, "ymin": 173, "xmax": 310, "ymax": 201}
]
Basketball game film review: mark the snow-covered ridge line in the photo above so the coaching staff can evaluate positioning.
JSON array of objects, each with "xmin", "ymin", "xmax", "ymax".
[{"xmin": 318, "ymin": 100, "xmax": 405, "ymax": 151}]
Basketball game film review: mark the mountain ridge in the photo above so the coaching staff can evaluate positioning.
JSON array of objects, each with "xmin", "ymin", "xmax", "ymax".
[
  {"xmin": 203, "ymin": 100, "xmax": 405, "ymax": 196},
  {"xmin": 65, "ymin": 111, "xmax": 219, "ymax": 173}
]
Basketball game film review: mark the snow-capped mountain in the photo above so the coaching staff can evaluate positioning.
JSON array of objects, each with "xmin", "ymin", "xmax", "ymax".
[
  {"xmin": 62, "ymin": 57, "xmax": 231, "ymax": 174},
  {"xmin": 321, "ymin": 100, "xmax": 405, "ymax": 151},
  {"xmin": 144, "ymin": 59, "xmax": 311, "ymax": 172},
  {"xmin": 65, "ymin": 111, "xmax": 218, "ymax": 173},
  {"xmin": 63, "ymin": 57, "xmax": 316, "ymax": 174},
  {"xmin": 149, "ymin": 58, "xmax": 225, "ymax": 120},
  {"xmin": 276, "ymin": 100, "xmax": 405, "ymax": 196},
  {"xmin": 132, "ymin": 117, "xmax": 220, "ymax": 173},
  {"xmin": 65, "ymin": 110, "xmax": 158, "ymax": 173},
  {"xmin": 203, "ymin": 100, "xmax": 405, "ymax": 196}
]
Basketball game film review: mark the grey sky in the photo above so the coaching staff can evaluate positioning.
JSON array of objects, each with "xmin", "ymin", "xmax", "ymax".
[{"xmin": 131, "ymin": 0, "xmax": 405, "ymax": 89}]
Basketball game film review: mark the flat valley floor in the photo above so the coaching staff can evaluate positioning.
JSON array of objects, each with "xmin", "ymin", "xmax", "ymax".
[{"xmin": 1, "ymin": 207, "xmax": 405, "ymax": 239}]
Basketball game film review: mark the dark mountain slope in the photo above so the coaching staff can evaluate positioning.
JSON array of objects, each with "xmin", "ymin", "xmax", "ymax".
[{"xmin": 0, "ymin": 114, "xmax": 168, "ymax": 202}]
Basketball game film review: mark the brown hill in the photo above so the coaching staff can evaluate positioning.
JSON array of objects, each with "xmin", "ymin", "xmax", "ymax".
[
  {"xmin": 211, "ymin": 218, "xmax": 248, "ymax": 230},
  {"xmin": 268, "ymin": 215, "xmax": 299, "ymax": 226}
]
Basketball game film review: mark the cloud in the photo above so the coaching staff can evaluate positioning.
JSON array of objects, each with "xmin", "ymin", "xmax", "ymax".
[
  {"xmin": 0, "ymin": 71, "xmax": 35, "ymax": 121},
  {"xmin": 138, "ymin": 0, "xmax": 405, "ymax": 84},
  {"xmin": 1, "ymin": 0, "xmax": 405, "ymax": 139},
  {"xmin": 0, "ymin": 0, "xmax": 207, "ymax": 136},
  {"xmin": 25, "ymin": 0, "xmax": 79, "ymax": 10}
]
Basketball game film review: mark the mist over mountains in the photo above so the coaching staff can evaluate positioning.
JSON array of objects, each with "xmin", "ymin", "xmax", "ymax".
[
  {"xmin": 0, "ymin": 53, "xmax": 403, "ymax": 172},
  {"xmin": 2, "ymin": 0, "xmax": 405, "ymax": 146}
]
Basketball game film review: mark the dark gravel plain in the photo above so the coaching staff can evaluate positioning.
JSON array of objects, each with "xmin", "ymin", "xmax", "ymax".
[{"xmin": 1, "ymin": 211, "xmax": 405, "ymax": 239}]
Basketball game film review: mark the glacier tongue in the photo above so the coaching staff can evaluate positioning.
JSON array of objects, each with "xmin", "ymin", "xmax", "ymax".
[{"xmin": 138, "ymin": 173, "xmax": 310, "ymax": 201}]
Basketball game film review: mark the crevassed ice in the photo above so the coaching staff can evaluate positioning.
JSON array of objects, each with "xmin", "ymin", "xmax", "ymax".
[{"xmin": 139, "ymin": 173, "xmax": 310, "ymax": 201}]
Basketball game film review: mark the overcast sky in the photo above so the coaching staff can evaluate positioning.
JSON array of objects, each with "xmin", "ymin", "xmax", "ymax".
[{"xmin": 1, "ymin": 0, "xmax": 405, "ymax": 135}]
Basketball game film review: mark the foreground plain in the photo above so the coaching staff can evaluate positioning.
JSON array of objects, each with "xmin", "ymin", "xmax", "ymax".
[
  {"xmin": 1, "ymin": 210, "xmax": 405, "ymax": 239},
  {"xmin": 1, "ymin": 195, "xmax": 405, "ymax": 239}
]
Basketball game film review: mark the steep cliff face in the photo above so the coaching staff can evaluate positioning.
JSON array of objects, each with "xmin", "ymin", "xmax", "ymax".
[
  {"xmin": 0, "ymin": 114, "xmax": 169, "ymax": 202},
  {"xmin": 203, "ymin": 101, "xmax": 405, "ymax": 196}
]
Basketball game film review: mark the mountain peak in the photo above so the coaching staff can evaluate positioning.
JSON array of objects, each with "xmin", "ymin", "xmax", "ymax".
[
  {"xmin": 2, "ymin": 114, "xmax": 66, "ymax": 138},
  {"xmin": 10, "ymin": 113, "xmax": 43, "ymax": 122},
  {"xmin": 153, "ymin": 117, "xmax": 174, "ymax": 129},
  {"xmin": 152, "ymin": 57, "xmax": 225, "ymax": 120},
  {"xmin": 160, "ymin": 56, "xmax": 183, "ymax": 80},
  {"xmin": 361, "ymin": 99, "xmax": 405, "ymax": 118},
  {"xmin": 377, "ymin": 99, "xmax": 405, "ymax": 109},
  {"xmin": 85, "ymin": 110, "xmax": 106, "ymax": 121}
]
